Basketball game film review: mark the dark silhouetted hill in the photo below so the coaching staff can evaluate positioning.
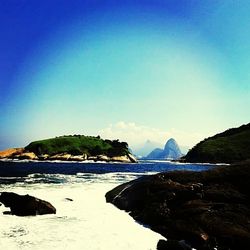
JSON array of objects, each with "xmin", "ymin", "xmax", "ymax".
[{"xmin": 184, "ymin": 123, "xmax": 250, "ymax": 163}]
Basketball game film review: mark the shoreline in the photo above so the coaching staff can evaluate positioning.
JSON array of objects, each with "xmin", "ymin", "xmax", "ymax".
[
  {"xmin": 106, "ymin": 161, "xmax": 250, "ymax": 250},
  {"xmin": 0, "ymin": 152, "xmax": 138, "ymax": 164},
  {"xmin": 0, "ymin": 158, "xmax": 137, "ymax": 164},
  {"xmin": 140, "ymin": 159, "xmax": 230, "ymax": 166},
  {"xmin": 0, "ymin": 176, "xmax": 164, "ymax": 250},
  {"xmin": 0, "ymin": 158, "xmax": 230, "ymax": 166}
]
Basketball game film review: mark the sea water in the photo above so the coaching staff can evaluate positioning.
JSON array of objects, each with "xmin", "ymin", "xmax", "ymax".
[{"xmin": 0, "ymin": 161, "xmax": 213, "ymax": 250}]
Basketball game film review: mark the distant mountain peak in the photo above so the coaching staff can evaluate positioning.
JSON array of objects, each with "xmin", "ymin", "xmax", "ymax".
[
  {"xmin": 145, "ymin": 138, "xmax": 183, "ymax": 160},
  {"xmin": 132, "ymin": 140, "xmax": 163, "ymax": 157},
  {"xmin": 164, "ymin": 138, "xmax": 178, "ymax": 150},
  {"xmin": 167, "ymin": 138, "xmax": 175, "ymax": 142}
]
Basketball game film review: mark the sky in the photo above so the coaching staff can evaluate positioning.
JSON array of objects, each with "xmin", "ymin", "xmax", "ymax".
[{"xmin": 0, "ymin": 0, "xmax": 250, "ymax": 151}]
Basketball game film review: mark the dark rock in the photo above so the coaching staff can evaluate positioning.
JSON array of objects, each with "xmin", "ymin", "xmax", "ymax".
[
  {"xmin": 106, "ymin": 162, "xmax": 250, "ymax": 250},
  {"xmin": 65, "ymin": 198, "xmax": 73, "ymax": 201},
  {"xmin": 157, "ymin": 239, "xmax": 192, "ymax": 250},
  {"xmin": 0, "ymin": 192, "xmax": 56, "ymax": 216},
  {"xmin": 3, "ymin": 211, "xmax": 11, "ymax": 215}
]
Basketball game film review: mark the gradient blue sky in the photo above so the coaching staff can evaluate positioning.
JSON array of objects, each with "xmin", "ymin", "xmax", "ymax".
[{"xmin": 0, "ymin": 0, "xmax": 250, "ymax": 150}]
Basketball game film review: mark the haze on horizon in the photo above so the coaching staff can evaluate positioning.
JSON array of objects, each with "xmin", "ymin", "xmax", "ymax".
[{"xmin": 0, "ymin": 0, "xmax": 249, "ymax": 151}]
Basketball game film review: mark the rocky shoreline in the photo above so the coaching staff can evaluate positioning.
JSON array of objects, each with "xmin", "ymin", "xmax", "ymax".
[
  {"xmin": 106, "ymin": 161, "xmax": 250, "ymax": 250},
  {"xmin": 0, "ymin": 148, "xmax": 138, "ymax": 163}
]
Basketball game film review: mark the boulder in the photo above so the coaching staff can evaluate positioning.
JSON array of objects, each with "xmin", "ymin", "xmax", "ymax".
[
  {"xmin": 18, "ymin": 152, "xmax": 38, "ymax": 160},
  {"xmin": 38, "ymin": 154, "xmax": 49, "ymax": 160},
  {"xmin": 0, "ymin": 192, "xmax": 56, "ymax": 216},
  {"xmin": 106, "ymin": 162, "xmax": 250, "ymax": 250},
  {"xmin": 111, "ymin": 155, "xmax": 131, "ymax": 163},
  {"xmin": 65, "ymin": 198, "xmax": 73, "ymax": 202},
  {"xmin": 88, "ymin": 156, "xmax": 98, "ymax": 161},
  {"xmin": 157, "ymin": 239, "xmax": 192, "ymax": 250},
  {"xmin": 97, "ymin": 155, "xmax": 110, "ymax": 161},
  {"xmin": 70, "ymin": 155, "xmax": 87, "ymax": 161},
  {"xmin": 49, "ymin": 153, "xmax": 72, "ymax": 160},
  {"xmin": 127, "ymin": 153, "xmax": 138, "ymax": 163}
]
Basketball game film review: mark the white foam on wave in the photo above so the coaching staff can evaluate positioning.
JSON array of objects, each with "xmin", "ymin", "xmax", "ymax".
[
  {"xmin": 172, "ymin": 161, "xmax": 229, "ymax": 166},
  {"xmin": 0, "ymin": 179, "xmax": 164, "ymax": 250},
  {"xmin": 141, "ymin": 160, "xmax": 173, "ymax": 163},
  {"xmin": 0, "ymin": 159, "xmax": 134, "ymax": 164},
  {"xmin": 140, "ymin": 160, "xmax": 229, "ymax": 166}
]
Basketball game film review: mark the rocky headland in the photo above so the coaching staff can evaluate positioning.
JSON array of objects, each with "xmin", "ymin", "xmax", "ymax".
[
  {"xmin": 106, "ymin": 161, "xmax": 250, "ymax": 250},
  {"xmin": 0, "ymin": 135, "xmax": 137, "ymax": 163},
  {"xmin": 106, "ymin": 123, "xmax": 250, "ymax": 250},
  {"xmin": 183, "ymin": 123, "xmax": 250, "ymax": 164}
]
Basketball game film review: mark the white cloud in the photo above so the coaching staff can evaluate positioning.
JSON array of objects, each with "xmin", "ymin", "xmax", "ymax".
[{"xmin": 98, "ymin": 121, "xmax": 206, "ymax": 150}]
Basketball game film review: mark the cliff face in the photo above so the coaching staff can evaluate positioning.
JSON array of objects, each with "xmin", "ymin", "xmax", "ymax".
[
  {"xmin": 184, "ymin": 123, "xmax": 250, "ymax": 163},
  {"xmin": 145, "ymin": 138, "xmax": 183, "ymax": 160}
]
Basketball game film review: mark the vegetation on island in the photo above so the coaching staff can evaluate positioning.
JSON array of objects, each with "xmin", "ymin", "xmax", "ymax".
[
  {"xmin": 184, "ymin": 123, "xmax": 250, "ymax": 163},
  {"xmin": 25, "ymin": 135, "xmax": 129, "ymax": 157}
]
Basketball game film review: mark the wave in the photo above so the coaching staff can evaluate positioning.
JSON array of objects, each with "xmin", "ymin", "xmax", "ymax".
[
  {"xmin": 0, "ymin": 171, "xmax": 162, "ymax": 186},
  {"xmin": 0, "ymin": 161, "xmax": 214, "ymax": 186}
]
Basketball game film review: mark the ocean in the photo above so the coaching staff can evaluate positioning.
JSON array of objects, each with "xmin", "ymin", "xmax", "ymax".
[{"xmin": 0, "ymin": 160, "xmax": 213, "ymax": 250}]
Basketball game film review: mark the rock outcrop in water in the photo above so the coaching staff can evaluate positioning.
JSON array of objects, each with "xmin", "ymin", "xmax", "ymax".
[
  {"xmin": 0, "ymin": 192, "xmax": 56, "ymax": 216},
  {"xmin": 106, "ymin": 161, "xmax": 250, "ymax": 250}
]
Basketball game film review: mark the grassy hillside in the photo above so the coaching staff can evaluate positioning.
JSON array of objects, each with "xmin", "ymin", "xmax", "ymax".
[
  {"xmin": 25, "ymin": 135, "xmax": 129, "ymax": 157},
  {"xmin": 184, "ymin": 123, "xmax": 250, "ymax": 163}
]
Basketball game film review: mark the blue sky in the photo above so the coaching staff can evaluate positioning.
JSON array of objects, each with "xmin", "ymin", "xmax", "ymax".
[{"xmin": 0, "ymin": 0, "xmax": 250, "ymax": 150}]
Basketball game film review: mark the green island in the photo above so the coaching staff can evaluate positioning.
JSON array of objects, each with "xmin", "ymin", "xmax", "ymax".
[
  {"xmin": 183, "ymin": 123, "xmax": 250, "ymax": 163},
  {"xmin": 0, "ymin": 135, "xmax": 137, "ymax": 163}
]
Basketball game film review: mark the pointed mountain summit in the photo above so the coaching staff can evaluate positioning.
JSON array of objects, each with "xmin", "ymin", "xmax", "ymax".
[
  {"xmin": 162, "ymin": 138, "xmax": 182, "ymax": 159},
  {"xmin": 145, "ymin": 138, "xmax": 183, "ymax": 160}
]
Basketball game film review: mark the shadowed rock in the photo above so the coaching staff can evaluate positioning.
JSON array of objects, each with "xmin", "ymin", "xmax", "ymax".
[
  {"xmin": 106, "ymin": 161, "xmax": 250, "ymax": 250},
  {"xmin": 0, "ymin": 192, "xmax": 56, "ymax": 216},
  {"xmin": 157, "ymin": 239, "xmax": 192, "ymax": 250},
  {"xmin": 65, "ymin": 198, "xmax": 73, "ymax": 201}
]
